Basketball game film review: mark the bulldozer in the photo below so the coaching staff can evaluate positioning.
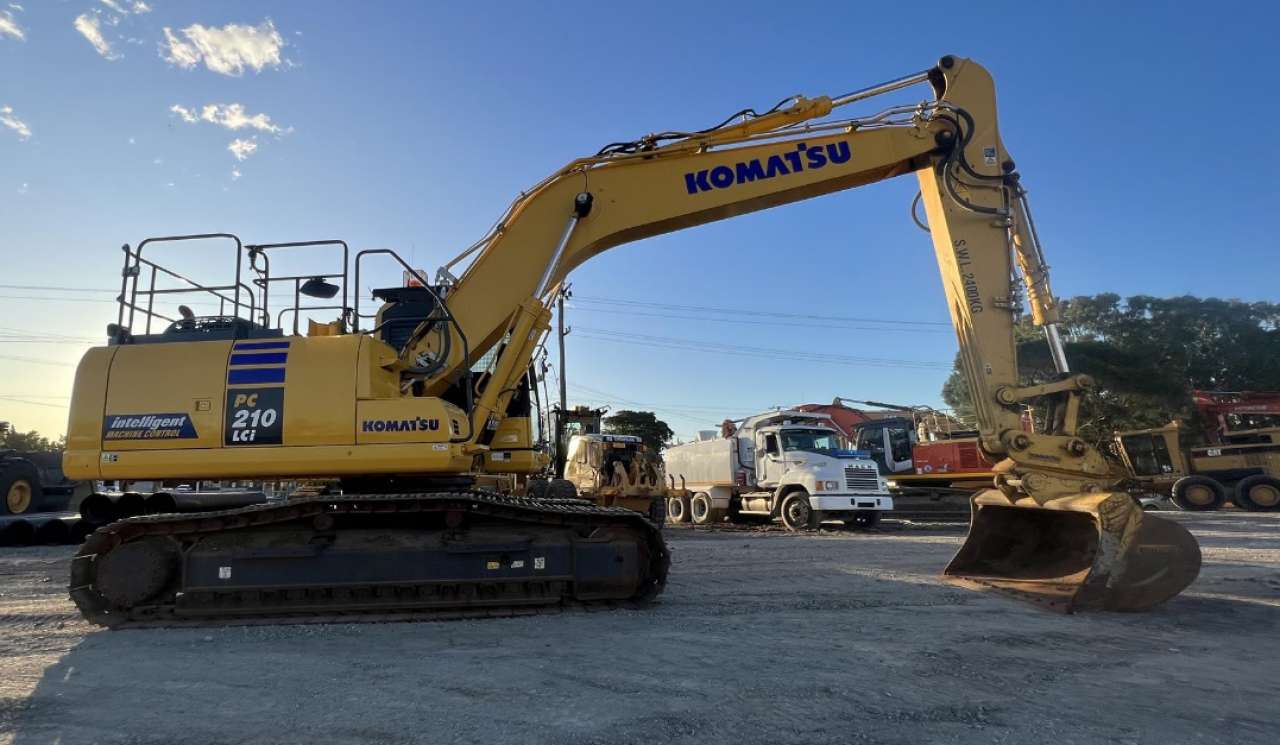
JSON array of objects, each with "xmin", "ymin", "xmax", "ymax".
[{"xmin": 63, "ymin": 55, "xmax": 1201, "ymax": 627}]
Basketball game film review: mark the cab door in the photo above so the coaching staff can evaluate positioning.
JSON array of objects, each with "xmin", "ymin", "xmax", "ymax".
[{"xmin": 755, "ymin": 431, "xmax": 782, "ymax": 487}]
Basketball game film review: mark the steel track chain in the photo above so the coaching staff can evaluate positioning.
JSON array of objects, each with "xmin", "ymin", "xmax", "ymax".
[{"xmin": 69, "ymin": 490, "xmax": 670, "ymax": 628}]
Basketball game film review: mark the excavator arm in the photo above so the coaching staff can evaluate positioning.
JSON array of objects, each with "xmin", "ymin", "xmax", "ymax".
[{"xmin": 412, "ymin": 55, "xmax": 1199, "ymax": 611}]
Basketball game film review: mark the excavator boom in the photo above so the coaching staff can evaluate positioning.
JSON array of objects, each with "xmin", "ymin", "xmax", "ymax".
[{"xmin": 65, "ymin": 55, "xmax": 1199, "ymax": 626}]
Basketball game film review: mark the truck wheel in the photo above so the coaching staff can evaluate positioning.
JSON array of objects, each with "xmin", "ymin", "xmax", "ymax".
[
  {"xmin": 690, "ymin": 493, "xmax": 716, "ymax": 525},
  {"xmin": 845, "ymin": 511, "xmax": 881, "ymax": 530},
  {"xmin": 1233, "ymin": 475, "xmax": 1280, "ymax": 512},
  {"xmin": 1171, "ymin": 476, "xmax": 1226, "ymax": 511},
  {"xmin": 780, "ymin": 491, "xmax": 818, "ymax": 531},
  {"xmin": 0, "ymin": 461, "xmax": 42, "ymax": 516},
  {"xmin": 667, "ymin": 494, "xmax": 690, "ymax": 523}
]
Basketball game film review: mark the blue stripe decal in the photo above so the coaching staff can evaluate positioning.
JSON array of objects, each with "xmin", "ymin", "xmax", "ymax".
[
  {"xmin": 233, "ymin": 341, "xmax": 291, "ymax": 351},
  {"xmin": 227, "ymin": 368, "xmax": 286, "ymax": 385},
  {"xmin": 230, "ymin": 352, "xmax": 288, "ymax": 366}
]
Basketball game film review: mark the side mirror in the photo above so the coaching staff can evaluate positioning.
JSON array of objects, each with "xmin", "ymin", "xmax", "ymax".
[{"xmin": 300, "ymin": 277, "xmax": 340, "ymax": 299}]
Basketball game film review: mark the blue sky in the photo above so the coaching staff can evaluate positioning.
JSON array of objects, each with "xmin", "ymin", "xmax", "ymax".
[{"xmin": 1, "ymin": 1, "xmax": 1276, "ymax": 439}]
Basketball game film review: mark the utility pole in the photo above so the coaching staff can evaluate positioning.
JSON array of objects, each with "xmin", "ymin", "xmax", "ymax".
[
  {"xmin": 557, "ymin": 286, "xmax": 569, "ymax": 416},
  {"xmin": 554, "ymin": 283, "xmax": 571, "ymax": 477}
]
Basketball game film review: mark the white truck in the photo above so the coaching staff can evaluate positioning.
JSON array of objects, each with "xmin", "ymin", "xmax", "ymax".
[{"xmin": 663, "ymin": 409, "xmax": 892, "ymax": 530}]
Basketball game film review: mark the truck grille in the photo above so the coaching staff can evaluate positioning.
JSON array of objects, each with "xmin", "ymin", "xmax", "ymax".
[{"xmin": 844, "ymin": 466, "xmax": 879, "ymax": 491}]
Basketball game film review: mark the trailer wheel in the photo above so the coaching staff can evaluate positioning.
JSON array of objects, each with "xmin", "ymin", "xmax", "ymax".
[
  {"xmin": 1233, "ymin": 475, "xmax": 1280, "ymax": 512},
  {"xmin": 667, "ymin": 494, "xmax": 690, "ymax": 524},
  {"xmin": 780, "ymin": 491, "xmax": 818, "ymax": 531},
  {"xmin": 845, "ymin": 511, "xmax": 881, "ymax": 530},
  {"xmin": 0, "ymin": 460, "xmax": 42, "ymax": 516},
  {"xmin": 1170, "ymin": 475, "xmax": 1226, "ymax": 511},
  {"xmin": 690, "ymin": 493, "xmax": 716, "ymax": 525}
]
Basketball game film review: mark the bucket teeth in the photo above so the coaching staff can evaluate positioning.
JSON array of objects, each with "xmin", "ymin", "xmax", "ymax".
[{"xmin": 944, "ymin": 489, "xmax": 1201, "ymax": 613}]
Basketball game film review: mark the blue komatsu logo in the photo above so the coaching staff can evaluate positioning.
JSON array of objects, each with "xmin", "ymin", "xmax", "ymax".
[
  {"xmin": 362, "ymin": 417, "xmax": 440, "ymax": 433},
  {"xmin": 683, "ymin": 141, "xmax": 852, "ymax": 195}
]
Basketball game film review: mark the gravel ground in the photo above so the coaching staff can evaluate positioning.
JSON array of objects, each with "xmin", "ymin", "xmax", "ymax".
[{"xmin": 0, "ymin": 511, "xmax": 1276, "ymax": 745}]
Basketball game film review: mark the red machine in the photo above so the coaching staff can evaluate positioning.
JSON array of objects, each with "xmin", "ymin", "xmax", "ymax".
[
  {"xmin": 1192, "ymin": 390, "xmax": 1280, "ymax": 443},
  {"xmin": 803, "ymin": 399, "xmax": 996, "ymax": 486},
  {"xmin": 911, "ymin": 438, "xmax": 994, "ymax": 477}
]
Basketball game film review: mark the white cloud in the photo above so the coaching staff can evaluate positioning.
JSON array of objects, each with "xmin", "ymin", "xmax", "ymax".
[
  {"xmin": 199, "ymin": 103, "xmax": 286, "ymax": 134},
  {"xmin": 0, "ymin": 10, "xmax": 23, "ymax": 41},
  {"xmin": 162, "ymin": 20, "xmax": 286, "ymax": 76},
  {"xmin": 227, "ymin": 138, "xmax": 258, "ymax": 161},
  {"xmin": 128, "ymin": 136, "xmax": 135, "ymax": 145},
  {"xmin": 169, "ymin": 104, "xmax": 198, "ymax": 123},
  {"xmin": 8, "ymin": 4, "xmax": 24, "ymax": 11},
  {"xmin": 100, "ymin": 0, "xmax": 149, "ymax": 15},
  {"xmin": 170, "ymin": 103, "xmax": 289, "ymax": 163},
  {"xmin": 74, "ymin": 13, "xmax": 120, "ymax": 60},
  {"xmin": 17, "ymin": 182, "xmax": 28, "ymax": 195},
  {"xmin": 0, "ymin": 105, "xmax": 31, "ymax": 140},
  {"xmin": 231, "ymin": 168, "xmax": 241, "ymax": 181}
]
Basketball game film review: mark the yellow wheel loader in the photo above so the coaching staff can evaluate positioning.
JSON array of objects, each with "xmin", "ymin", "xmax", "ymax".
[{"xmin": 64, "ymin": 56, "xmax": 1200, "ymax": 627}]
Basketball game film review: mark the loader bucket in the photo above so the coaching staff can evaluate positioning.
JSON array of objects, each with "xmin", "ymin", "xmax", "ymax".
[{"xmin": 943, "ymin": 490, "xmax": 1201, "ymax": 612}]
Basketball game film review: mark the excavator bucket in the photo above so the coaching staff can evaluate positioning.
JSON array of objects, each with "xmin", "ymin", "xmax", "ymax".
[{"xmin": 944, "ymin": 490, "xmax": 1201, "ymax": 612}]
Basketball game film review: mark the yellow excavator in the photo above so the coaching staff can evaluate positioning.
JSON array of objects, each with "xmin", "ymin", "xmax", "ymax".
[{"xmin": 64, "ymin": 55, "xmax": 1201, "ymax": 626}]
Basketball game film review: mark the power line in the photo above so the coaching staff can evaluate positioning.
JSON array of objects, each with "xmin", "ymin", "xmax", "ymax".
[
  {"xmin": 567, "ymin": 304, "xmax": 950, "ymax": 334},
  {"xmin": 0, "ymin": 395, "xmax": 68, "ymax": 409},
  {"xmin": 0, "ymin": 354, "xmax": 76, "ymax": 367},
  {"xmin": 572, "ymin": 295, "xmax": 950, "ymax": 327},
  {"xmin": 566, "ymin": 384, "xmax": 710, "ymax": 425},
  {"xmin": 0, "ymin": 328, "xmax": 99, "ymax": 344},
  {"xmin": 573, "ymin": 327, "xmax": 951, "ymax": 370},
  {"xmin": 567, "ymin": 388, "xmax": 739, "ymax": 414},
  {"xmin": 0, "ymin": 284, "xmax": 117, "ymax": 293},
  {"xmin": 0, "ymin": 294, "xmax": 120, "ymax": 304}
]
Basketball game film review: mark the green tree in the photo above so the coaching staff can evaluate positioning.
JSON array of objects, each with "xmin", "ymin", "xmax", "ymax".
[
  {"xmin": 602, "ymin": 410, "xmax": 674, "ymax": 453},
  {"xmin": 0, "ymin": 424, "xmax": 63, "ymax": 452},
  {"xmin": 941, "ymin": 294, "xmax": 1280, "ymax": 446}
]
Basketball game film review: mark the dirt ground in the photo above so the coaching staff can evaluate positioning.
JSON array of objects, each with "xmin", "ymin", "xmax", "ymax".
[{"xmin": 0, "ymin": 511, "xmax": 1276, "ymax": 745}]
